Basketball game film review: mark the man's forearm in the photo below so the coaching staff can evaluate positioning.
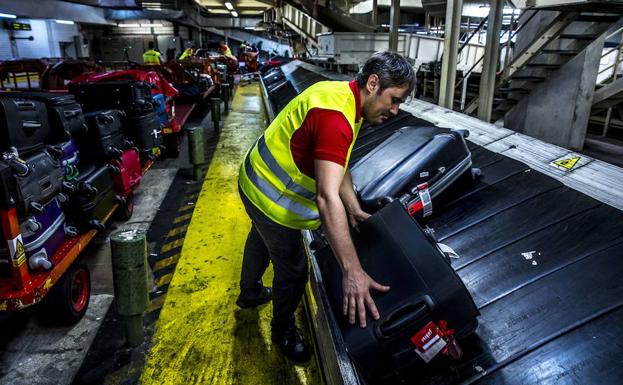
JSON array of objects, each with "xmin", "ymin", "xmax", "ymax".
[
  {"xmin": 339, "ymin": 170, "xmax": 362, "ymax": 215},
  {"xmin": 317, "ymin": 193, "xmax": 361, "ymax": 273}
]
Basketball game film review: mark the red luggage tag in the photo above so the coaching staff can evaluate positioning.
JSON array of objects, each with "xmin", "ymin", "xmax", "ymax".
[
  {"xmin": 406, "ymin": 183, "xmax": 433, "ymax": 218},
  {"xmin": 410, "ymin": 320, "xmax": 463, "ymax": 363}
]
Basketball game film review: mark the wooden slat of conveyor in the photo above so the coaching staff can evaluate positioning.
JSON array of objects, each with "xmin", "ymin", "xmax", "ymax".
[{"xmin": 140, "ymin": 84, "xmax": 321, "ymax": 385}]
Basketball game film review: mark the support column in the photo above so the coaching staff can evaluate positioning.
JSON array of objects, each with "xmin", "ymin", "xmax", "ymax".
[
  {"xmin": 477, "ymin": 0, "xmax": 504, "ymax": 121},
  {"xmin": 438, "ymin": 0, "xmax": 463, "ymax": 109},
  {"xmin": 372, "ymin": 0, "xmax": 378, "ymax": 27},
  {"xmin": 389, "ymin": 0, "xmax": 400, "ymax": 52}
]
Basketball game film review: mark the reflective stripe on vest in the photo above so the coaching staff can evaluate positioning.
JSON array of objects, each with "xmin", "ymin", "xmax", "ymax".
[{"xmin": 239, "ymin": 81, "xmax": 361, "ymax": 229}]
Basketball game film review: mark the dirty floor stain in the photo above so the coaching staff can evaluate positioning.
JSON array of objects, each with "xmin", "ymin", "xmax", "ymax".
[{"xmin": 140, "ymin": 84, "xmax": 322, "ymax": 385}]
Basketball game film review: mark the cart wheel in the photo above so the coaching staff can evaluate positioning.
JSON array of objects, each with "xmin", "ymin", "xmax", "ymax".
[
  {"xmin": 46, "ymin": 263, "xmax": 91, "ymax": 324},
  {"xmin": 116, "ymin": 192, "xmax": 134, "ymax": 221},
  {"xmin": 163, "ymin": 133, "xmax": 182, "ymax": 158}
]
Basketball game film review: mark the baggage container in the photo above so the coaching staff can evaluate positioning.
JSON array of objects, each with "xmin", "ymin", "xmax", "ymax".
[
  {"xmin": 318, "ymin": 200, "xmax": 479, "ymax": 381},
  {"xmin": 351, "ymin": 126, "xmax": 474, "ymax": 217},
  {"xmin": 0, "ymin": 98, "xmax": 51, "ymax": 156}
]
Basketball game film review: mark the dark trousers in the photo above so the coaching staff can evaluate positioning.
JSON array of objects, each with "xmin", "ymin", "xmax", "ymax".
[{"xmin": 238, "ymin": 187, "xmax": 308, "ymax": 333}]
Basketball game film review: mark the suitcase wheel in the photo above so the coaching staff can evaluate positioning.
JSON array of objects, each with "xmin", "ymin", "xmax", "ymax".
[
  {"xmin": 106, "ymin": 146, "xmax": 123, "ymax": 158},
  {"xmin": 10, "ymin": 158, "xmax": 31, "ymax": 177},
  {"xmin": 471, "ymin": 167, "xmax": 482, "ymax": 179},
  {"xmin": 24, "ymin": 218, "xmax": 42, "ymax": 233},
  {"xmin": 64, "ymin": 225, "xmax": 79, "ymax": 237},
  {"xmin": 124, "ymin": 140, "xmax": 135, "ymax": 149},
  {"xmin": 57, "ymin": 192, "xmax": 69, "ymax": 204},
  {"xmin": 80, "ymin": 183, "xmax": 98, "ymax": 196},
  {"xmin": 89, "ymin": 220, "xmax": 106, "ymax": 231},
  {"xmin": 109, "ymin": 165, "xmax": 121, "ymax": 174},
  {"xmin": 29, "ymin": 201, "xmax": 45, "ymax": 215},
  {"xmin": 113, "ymin": 195, "xmax": 126, "ymax": 205},
  {"xmin": 62, "ymin": 181, "xmax": 76, "ymax": 194},
  {"xmin": 46, "ymin": 145, "xmax": 64, "ymax": 161}
]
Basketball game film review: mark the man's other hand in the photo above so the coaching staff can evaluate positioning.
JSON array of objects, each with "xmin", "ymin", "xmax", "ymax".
[{"xmin": 342, "ymin": 268, "xmax": 390, "ymax": 327}]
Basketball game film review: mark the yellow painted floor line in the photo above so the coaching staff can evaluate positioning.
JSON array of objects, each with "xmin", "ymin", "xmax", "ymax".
[
  {"xmin": 167, "ymin": 224, "xmax": 189, "ymax": 238},
  {"xmin": 154, "ymin": 272, "xmax": 174, "ymax": 288},
  {"xmin": 177, "ymin": 203, "xmax": 195, "ymax": 213},
  {"xmin": 160, "ymin": 238, "xmax": 184, "ymax": 253},
  {"xmin": 147, "ymin": 294, "xmax": 167, "ymax": 313},
  {"xmin": 172, "ymin": 213, "xmax": 193, "ymax": 224},
  {"xmin": 141, "ymin": 84, "xmax": 322, "ymax": 385},
  {"xmin": 153, "ymin": 253, "xmax": 181, "ymax": 272}
]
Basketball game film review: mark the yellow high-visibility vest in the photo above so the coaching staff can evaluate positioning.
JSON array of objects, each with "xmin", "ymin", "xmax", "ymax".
[
  {"xmin": 179, "ymin": 48, "xmax": 192, "ymax": 60},
  {"xmin": 239, "ymin": 81, "xmax": 361, "ymax": 230},
  {"xmin": 143, "ymin": 49, "xmax": 161, "ymax": 65}
]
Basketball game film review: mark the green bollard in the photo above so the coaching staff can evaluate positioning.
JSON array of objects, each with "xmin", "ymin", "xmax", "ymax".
[
  {"xmin": 187, "ymin": 127, "xmax": 205, "ymax": 181},
  {"xmin": 110, "ymin": 228, "xmax": 149, "ymax": 347},
  {"xmin": 221, "ymin": 83, "xmax": 230, "ymax": 113},
  {"xmin": 210, "ymin": 97, "xmax": 221, "ymax": 129},
  {"xmin": 227, "ymin": 74, "xmax": 235, "ymax": 96}
]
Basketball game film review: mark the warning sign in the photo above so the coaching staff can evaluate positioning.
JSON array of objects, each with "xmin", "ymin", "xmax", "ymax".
[
  {"xmin": 551, "ymin": 155, "xmax": 580, "ymax": 170},
  {"xmin": 8, "ymin": 235, "xmax": 26, "ymax": 267}
]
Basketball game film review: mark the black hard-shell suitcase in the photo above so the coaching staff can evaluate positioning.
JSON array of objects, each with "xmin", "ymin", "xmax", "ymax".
[
  {"xmin": 269, "ymin": 80, "xmax": 298, "ymax": 113},
  {"xmin": 318, "ymin": 201, "xmax": 479, "ymax": 381},
  {"xmin": 69, "ymin": 81, "xmax": 154, "ymax": 113},
  {"xmin": 67, "ymin": 164, "xmax": 120, "ymax": 231},
  {"xmin": 351, "ymin": 126, "xmax": 473, "ymax": 216},
  {"xmin": 0, "ymin": 148, "xmax": 68, "ymax": 217},
  {"xmin": 0, "ymin": 98, "xmax": 51, "ymax": 156},
  {"xmin": 123, "ymin": 109, "xmax": 162, "ymax": 162},
  {"xmin": 263, "ymin": 70, "xmax": 286, "ymax": 88},
  {"xmin": 0, "ymin": 91, "xmax": 87, "ymax": 138},
  {"xmin": 82, "ymin": 110, "xmax": 131, "ymax": 162}
]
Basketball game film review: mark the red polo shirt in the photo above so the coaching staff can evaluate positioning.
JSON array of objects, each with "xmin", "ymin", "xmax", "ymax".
[{"xmin": 290, "ymin": 80, "xmax": 362, "ymax": 178}]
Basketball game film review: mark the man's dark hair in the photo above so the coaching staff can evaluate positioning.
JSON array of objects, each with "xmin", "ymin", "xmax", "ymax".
[
  {"xmin": 356, "ymin": 51, "xmax": 415, "ymax": 94},
  {"xmin": 148, "ymin": 41, "xmax": 155, "ymax": 50}
]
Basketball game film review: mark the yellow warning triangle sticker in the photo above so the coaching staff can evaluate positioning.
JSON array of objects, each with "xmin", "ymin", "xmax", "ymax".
[
  {"xmin": 553, "ymin": 156, "xmax": 580, "ymax": 170},
  {"xmin": 15, "ymin": 239, "xmax": 25, "ymax": 258}
]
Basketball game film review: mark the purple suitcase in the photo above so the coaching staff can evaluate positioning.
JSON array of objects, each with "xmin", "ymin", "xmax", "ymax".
[{"xmin": 4, "ymin": 197, "xmax": 78, "ymax": 271}]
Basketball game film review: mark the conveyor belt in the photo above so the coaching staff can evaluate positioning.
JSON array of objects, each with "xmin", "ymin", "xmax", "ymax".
[{"xmin": 260, "ymin": 61, "xmax": 623, "ymax": 385}]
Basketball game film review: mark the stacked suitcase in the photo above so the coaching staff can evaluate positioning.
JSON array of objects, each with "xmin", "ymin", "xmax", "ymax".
[
  {"xmin": 0, "ymin": 89, "xmax": 144, "ymax": 276},
  {"xmin": 68, "ymin": 80, "xmax": 164, "ymax": 163}
]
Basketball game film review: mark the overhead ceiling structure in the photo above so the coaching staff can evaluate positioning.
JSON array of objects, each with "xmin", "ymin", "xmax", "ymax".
[{"xmin": 194, "ymin": 0, "xmax": 272, "ymax": 16}]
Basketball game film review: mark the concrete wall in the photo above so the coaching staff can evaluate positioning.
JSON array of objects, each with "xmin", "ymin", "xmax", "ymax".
[{"xmin": 0, "ymin": 18, "xmax": 81, "ymax": 60}]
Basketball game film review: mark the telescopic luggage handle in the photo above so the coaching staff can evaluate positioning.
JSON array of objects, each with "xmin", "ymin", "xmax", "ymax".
[{"xmin": 378, "ymin": 296, "xmax": 435, "ymax": 338}]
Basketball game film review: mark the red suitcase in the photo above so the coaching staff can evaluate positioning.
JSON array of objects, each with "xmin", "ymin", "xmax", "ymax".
[{"xmin": 108, "ymin": 148, "xmax": 141, "ymax": 219}]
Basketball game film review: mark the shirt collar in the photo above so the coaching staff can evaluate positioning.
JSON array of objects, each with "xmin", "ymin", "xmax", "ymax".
[{"xmin": 349, "ymin": 79, "xmax": 362, "ymax": 123}]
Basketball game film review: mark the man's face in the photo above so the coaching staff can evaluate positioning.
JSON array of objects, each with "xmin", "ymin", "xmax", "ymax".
[{"xmin": 361, "ymin": 75, "xmax": 410, "ymax": 125}]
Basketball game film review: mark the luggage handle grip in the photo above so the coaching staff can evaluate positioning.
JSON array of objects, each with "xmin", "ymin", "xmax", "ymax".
[
  {"xmin": 64, "ymin": 109, "xmax": 82, "ymax": 117},
  {"xmin": 22, "ymin": 120, "xmax": 42, "ymax": 129},
  {"xmin": 379, "ymin": 300, "xmax": 432, "ymax": 337}
]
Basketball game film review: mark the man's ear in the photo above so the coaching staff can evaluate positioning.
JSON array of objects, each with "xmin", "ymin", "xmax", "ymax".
[{"xmin": 366, "ymin": 74, "xmax": 379, "ymax": 94}]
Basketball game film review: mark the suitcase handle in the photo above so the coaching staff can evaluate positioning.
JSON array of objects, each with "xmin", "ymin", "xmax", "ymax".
[
  {"xmin": 22, "ymin": 120, "xmax": 42, "ymax": 129},
  {"xmin": 379, "ymin": 300, "xmax": 432, "ymax": 337},
  {"xmin": 64, "ymin": 109, "xmax": 82, "ymax": 118}
]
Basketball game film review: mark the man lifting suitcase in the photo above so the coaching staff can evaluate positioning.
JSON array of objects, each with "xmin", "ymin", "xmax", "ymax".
[{"xmin": 237, "ymin": 51, "xmax": 415, "ymax": 362}]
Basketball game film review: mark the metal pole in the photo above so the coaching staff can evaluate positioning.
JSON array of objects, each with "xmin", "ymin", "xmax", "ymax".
[
  {"xmin": 504, "ymin": 10, "xmax": 516, "ymax": 72},
  {"xmin": 187, "ymin": 127, "xmax": 206, "ymax": 181},
  {"xmin": 603, "ymin": 41, "xmax": 623, "ymax": 137},
  {"xmin": 477, "ymin": 0, "xmax": 504, "ymax": 121},
  {"xmin": 210, "ymin": 97, "xmax": 222, "ymax": 130},
  {"xmin": 221, "ymin": 83, "xmax": 231, "ymax": 113},
  {"xmin": 438, "ymin": 0, "xmax": 463, "ymax": 109},
  {"xmin": 372, "ymin": 0, "xmax": 378, "ymax": 27},
  {"xmin": 110, "ymin": 228, "xmax": 149, "ymax": 347},
  {"xmin": 389, "ymin": 0, "xmax": 400, "ymax": 52},
  {"xmin": 461, "ymin": 72, "xmax": 470, "ymax": 110}
]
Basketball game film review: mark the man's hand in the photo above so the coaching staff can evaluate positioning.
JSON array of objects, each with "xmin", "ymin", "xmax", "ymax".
[
  {"xmin": 348, "ymin": 209, "xmax": 371, "ymax": 228},
  {"xmin": 342, "ymin": 268, "xmax": 390, "ymax": 328}
]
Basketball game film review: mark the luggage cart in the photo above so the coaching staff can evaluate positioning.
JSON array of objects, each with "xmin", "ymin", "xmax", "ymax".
[{"xmin": 0, "ymin": 160, "xmax": 154, "ymax": 321}]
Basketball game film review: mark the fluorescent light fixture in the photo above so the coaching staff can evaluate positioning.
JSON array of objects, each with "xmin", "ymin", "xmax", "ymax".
[
  {"xmin": 141, "ymin": 23, "xmax": 163, "ymax": 27},
  {"xmin": 0, "ymin": 13, "xmax": 17, "ymax": 19},
  {"xmin": 231, "ymin": 10, "xmax": 238, "ymax": 17},
  {"xmin": 118, "ymin": 23, "xmax": 140, "ymax": 27},
  {"xmin": 224, "ymin": 2, "xmax": 234, "ymax": 10},
  {"xmin": 244, "ymin": 26, "xmax": 254, "ymax": 30},
  {"xmin": 55, "ymin": 19, "xmax": 74, "ymax": 25}
]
